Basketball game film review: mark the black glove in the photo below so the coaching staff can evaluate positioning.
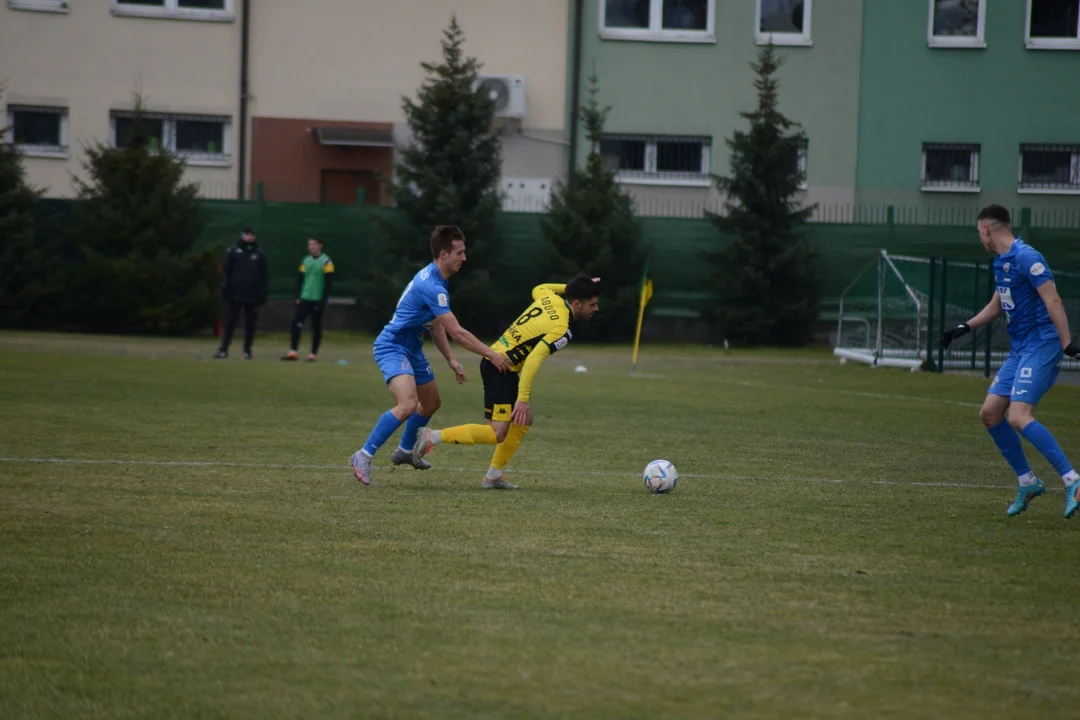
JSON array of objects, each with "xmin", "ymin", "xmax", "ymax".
[
  {"xmin": 1065, "ymin": 343, "xmax": 1080, "ymax": 358},
  {"xmin": 939, "ymin": 323, "xmax": 971, "ymax": 349}
]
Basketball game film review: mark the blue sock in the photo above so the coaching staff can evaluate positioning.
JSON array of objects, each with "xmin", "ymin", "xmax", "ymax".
[
  {"xmin": 1021, "ymin": 421, "xmax": 1074, "ymax": 478},
  {"xmin": 987, "ymin": 421, "xmax": 1032, "ymax": 476},
  {"xmin": 362, "ymin": 411, "xmax": 404, "ymax": 456},
  {"xmin": 398, "ymin": 413, "xmax": 431, "ymax": 452}
]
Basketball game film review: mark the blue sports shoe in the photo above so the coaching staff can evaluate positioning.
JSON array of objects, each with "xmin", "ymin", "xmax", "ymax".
[
  {"xmin": 1006, "ymin": 478, "xmax": 1046, "ymax": 516},
  {"xmin": 1065, "ymin": 480, "xmax": 1080, "ymax": 519}
]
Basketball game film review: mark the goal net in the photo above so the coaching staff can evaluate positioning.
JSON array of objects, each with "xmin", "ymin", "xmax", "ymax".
[{"xmin": 834, "ymin": 250, "xmax": 1080, "ymax": 374}]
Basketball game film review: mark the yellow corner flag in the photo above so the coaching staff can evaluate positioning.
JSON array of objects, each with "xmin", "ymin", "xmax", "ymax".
[{"xmin": 631, "ymin": 262, "xmax": 653, "ymax": 373}]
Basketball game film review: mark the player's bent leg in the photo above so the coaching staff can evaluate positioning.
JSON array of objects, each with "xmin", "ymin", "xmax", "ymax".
[
  {"xmin": 395, "ymin": 379, "xmax": 441, "ymax": 469},
  {"xmin": 353, "ymin": 372, "xmax": 418, "ymax": 485}
]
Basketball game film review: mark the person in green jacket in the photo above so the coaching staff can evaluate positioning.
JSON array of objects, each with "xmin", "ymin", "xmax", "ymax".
[{"xmin": 282, "ymin": 236, "xmax": 335, "ymax": 362}]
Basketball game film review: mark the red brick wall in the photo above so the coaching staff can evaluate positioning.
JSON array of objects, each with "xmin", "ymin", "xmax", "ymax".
[{"xmin": 250, "ymin": 116, "xmax": 394, "ymax": 204}]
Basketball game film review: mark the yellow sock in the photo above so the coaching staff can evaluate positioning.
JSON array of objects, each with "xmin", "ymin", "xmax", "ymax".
[
  {"xmin": 491, "ymin": 424, "xmax": 530, "ymax": 470},
  {"xmin": 438, "ymin": 424, "xmax": 498, "ymax": 446}
]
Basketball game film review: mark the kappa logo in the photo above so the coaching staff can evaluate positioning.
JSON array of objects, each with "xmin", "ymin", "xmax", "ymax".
[
  {"xmin": 497, "ymin": 408, "xmax": 509, "ymax": 416},
  {"xmin": 1020, "ymin": 367, "xmax": 1033, "ymax": 379}
]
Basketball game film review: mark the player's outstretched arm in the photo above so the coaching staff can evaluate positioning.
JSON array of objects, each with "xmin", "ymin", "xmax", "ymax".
[
  {"xmin": 1036, "ymin": 281, "xmax": 1080, "ymax": 357},
  {"xmin": 435, "ymin": 311, "xmax": 512, "ymax": 372},
  {"xmin": 429, "ymin": 322, "xmax": 466, "ymax": 384},
  {"xmin": 941, "ymin": 293, "xmax": 1003, "ymax": 348}
]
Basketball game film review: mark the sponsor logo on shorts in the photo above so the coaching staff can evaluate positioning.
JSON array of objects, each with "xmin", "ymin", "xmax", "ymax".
[{"xmin": 1020, "ymin": 367, "xmax": 1033, "ymax": 379}]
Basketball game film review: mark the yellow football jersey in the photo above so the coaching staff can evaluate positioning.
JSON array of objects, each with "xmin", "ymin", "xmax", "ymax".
[{"xmin": 490, "ymin": 284, "xmax": 572, "ymax": 401}]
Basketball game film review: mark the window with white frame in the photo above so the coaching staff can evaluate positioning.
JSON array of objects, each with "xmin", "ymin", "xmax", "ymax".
[
  {"xmin": 6, "ymin": 105, "xmax": 69, "ymax": 158},
  {"xmin": 598, "ymin": 134, "xmax": 711, "ymax": 185},
  {"xmin": 1019, "ymin": 144, "xmax": 1080, "ymax": 193},
  {"xmin": 110, "ymin": 111, "xmax": 231, "ymax": 166},
  {"xmin": 756, "ymin": 0, "xmax": 811, "ymax": 46},
  {"xmin": 8, "ymin": 0, "xmax": 69, "ymax": 13},
  {"xmin": 796, "ymin": 138, "xmax": 808, "ymax": 190},
  {"xmin": 1026, "ymin": 0, "xmax": 1080, "ymax": 49},
  {"xmin": 928, "ymin": 0, "xmax": 986, "ymax": 47},
  {"xmin": 112, "ymin": 0, "xmax": 232, "ymax": 21},
  {"xmin": 600, "ymin": 0, "xmax": 715, "ymax": 42},
  {"xmin": 921, "ymin": 143, "xmax": 980, "ymax": 191}
]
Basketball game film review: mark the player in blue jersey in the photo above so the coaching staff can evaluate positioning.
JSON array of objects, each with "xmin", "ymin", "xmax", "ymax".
[
  {"xmin": 940, "ymin": 205, "xmax": 1080, "ymax": 518},
  {"xmin": 350, "ymin": 225, "xmax": 512, "ymax": 486}
]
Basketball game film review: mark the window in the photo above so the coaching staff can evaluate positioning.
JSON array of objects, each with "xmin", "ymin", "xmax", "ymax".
[
  {"xmin": 5, "ymin": 105, "xmax": 68, "ymax": 158},
  {"xmin": 796, "ymin": 139, "xmax": 808, "ymax": 190},
  {"xmin": 600, "ymin": 0, "xmax": 715, "ymax": 42},
  {"xmin": 1026, "ymin": 0, "xmax": 1080, "ymax": 49},
  {"xmin": 928, "ymin": 0, "xmax": 986, "ymax": 48},
  {"xmin": 921, "ymin": 143, "xmax": 980, "ymax": 192},
  {"xmin": 598, "ymin": 134, "xmax": 711, "ymax": 185},
  {"xmin": 756, "ymin": 0, "xmax": 812, "ymax": 46},
  {"xmin": 8, "ymin": 0, "xmax": 69, "ymax": 13},
  {"xmin": 112, "ymin": 0, "xmax": 232, "ymax": 21},
  {"xmin": 110, "ymin": 111, "xmax": 231, "ymax": 166},
  {"xmin": 1019, "ymin": 145, "xmax": 1080, "ymax": 193}
]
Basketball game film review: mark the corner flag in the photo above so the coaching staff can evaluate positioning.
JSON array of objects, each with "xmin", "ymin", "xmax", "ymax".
[{"xmin": 631, "ymin": 262, "xmax": 653, "ymax": 373}]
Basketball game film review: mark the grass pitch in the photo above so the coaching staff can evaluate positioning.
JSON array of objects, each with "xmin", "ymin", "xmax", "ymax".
[{"xmin": 2, "ymin": 331, "xmax": 1079, "ymax": 719}]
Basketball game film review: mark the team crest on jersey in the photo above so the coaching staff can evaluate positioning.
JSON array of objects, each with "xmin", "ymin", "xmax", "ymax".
[
  {"xmin": 1003, "ymin": 263, "xmax": 1010, "ymax": 273},
  {"xmin": 1030, "ymin": 262, "xmax": 1046, "ymax": 276}
]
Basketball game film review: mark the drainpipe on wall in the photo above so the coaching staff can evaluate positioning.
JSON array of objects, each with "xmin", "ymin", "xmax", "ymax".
[
  {"xmin": 237, "ymin": 0, "xmax": 251, "ymax": 200},
  {"xmin": 567, "ymin": 0, "xmax": 584, "ymax": 177}
]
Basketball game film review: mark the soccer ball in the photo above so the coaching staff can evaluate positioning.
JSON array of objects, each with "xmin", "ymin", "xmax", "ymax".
[{"xmin": 643, "ymin": 459, "xmax": 677, "ymax": 494}]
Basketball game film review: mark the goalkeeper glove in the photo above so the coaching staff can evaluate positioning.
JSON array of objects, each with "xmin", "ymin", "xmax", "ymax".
[
  {"xmin": 940, "ymin": 323, "xmax": 971, "ymax": 349},
  {"xmin": 1065, "ymin": 343, "xmax": 1080, "ymax": 358}
]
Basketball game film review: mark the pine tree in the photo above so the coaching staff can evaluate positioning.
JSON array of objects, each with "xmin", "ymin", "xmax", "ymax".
[
  {"xmin": 368, "ymin": 16, "xmax": 504, "ymax": 334},
  {"xmin": 70, "ymin": 95, "xmax": 219, "ymax": 334},
  {"xmin": 0, "ymin": 92, "xmax": 53, "ymax": 328},
  {"xmin": 707, "ymin": 45, "xmax": 820, "ymax": 346},
  {"xmin": 540, "ymin": 72, "xmax": 643, "ymax": 341}
]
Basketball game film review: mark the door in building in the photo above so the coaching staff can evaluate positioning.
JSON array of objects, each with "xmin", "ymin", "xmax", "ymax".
[{"xmin": 321, "ymin": 170, "xmax": 380, "ymax": 205}]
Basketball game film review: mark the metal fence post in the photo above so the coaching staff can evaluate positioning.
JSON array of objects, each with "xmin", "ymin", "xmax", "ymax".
[
  {"xmin": 926, "ymin": 256, "xmax": 937, "ymax": 371},
  {"xmin": 984, "ymin": 258, "xmax": 995, "ymax": 378},
  {"xmin": 937, "ymin": 258, "xmax": 948, "ymax": 373}
]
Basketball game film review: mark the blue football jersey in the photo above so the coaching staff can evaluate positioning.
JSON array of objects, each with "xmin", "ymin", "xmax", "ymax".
[
  {"xmin": 994, "ymin": 239, "xmax": 1058, "ymax": 348},
  {"xmin": 378, "ymin": 263, "xmax": 451, "ymax": 347}
]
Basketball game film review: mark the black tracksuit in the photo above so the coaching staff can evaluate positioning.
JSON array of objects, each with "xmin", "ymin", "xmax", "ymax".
[{"xmin": 219, "ymin": 240, "xmax": 269, "ymax": 355}]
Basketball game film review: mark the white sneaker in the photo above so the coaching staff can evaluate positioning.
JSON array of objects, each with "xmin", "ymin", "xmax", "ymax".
[{"xmin": 481, "ymin": 476, "xmax": 519, "ymax": 490}]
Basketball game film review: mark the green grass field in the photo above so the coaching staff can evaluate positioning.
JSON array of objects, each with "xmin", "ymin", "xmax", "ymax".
[{"xmin": 2, "ymin": 331, "xmax": 1079, "ymax": 719}]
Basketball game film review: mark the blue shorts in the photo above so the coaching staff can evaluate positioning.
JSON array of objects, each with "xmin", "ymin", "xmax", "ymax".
[
  {"xmin": 988, "ymin": 338, "xmax": 1063, "ymax": 405},
  {"xmin": 373, "ymin": 340, "xmax": 435, "ymax": 386}
]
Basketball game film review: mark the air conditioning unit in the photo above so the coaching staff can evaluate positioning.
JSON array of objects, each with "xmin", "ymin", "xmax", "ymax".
[{"xmin": 474, "ymin": 75, "xmax": 527, "ymax": 119}]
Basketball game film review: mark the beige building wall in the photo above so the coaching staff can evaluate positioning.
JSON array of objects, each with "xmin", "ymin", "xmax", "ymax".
[{"xmin": 1, "ymin": 1, "xmax": 241, "ymax": 198}]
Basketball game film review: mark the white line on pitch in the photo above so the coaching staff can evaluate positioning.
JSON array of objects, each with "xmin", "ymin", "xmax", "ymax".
[{"xmin": 0, "ymin": 456, "xmax": 1014, "ymax": 490}]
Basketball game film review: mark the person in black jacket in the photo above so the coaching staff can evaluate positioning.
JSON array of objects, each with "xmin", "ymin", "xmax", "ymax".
[{"xmin": 214, "ymin": 226, "xmax": 269, "ymax": 360}]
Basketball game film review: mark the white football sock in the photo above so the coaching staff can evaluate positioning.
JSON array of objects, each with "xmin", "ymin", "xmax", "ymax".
[
  {"xmin": 1062, "ymin": 470, "xmax": 1079, "ymax": 485},
  {"xmin": 1018, "ymin": 472, "xmax": 1038, "ymax": 487},
  {"xmin": 485, "ymin": 467, "xmax": 502, "ymax": 480},
  {"xmin": 431, "ymin": 430, "xmax": 442, "ymax": 445}
]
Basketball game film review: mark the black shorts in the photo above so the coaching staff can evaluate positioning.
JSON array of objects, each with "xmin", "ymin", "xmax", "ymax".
[{"xmin": 481, "ymin": 358, "xmax": 519, "ymax": 421}]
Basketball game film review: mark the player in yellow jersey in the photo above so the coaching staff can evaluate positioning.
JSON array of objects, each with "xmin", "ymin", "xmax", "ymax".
[{"xmin": 412, "ymin": 275, "xmax": 602, "ymax": 489}]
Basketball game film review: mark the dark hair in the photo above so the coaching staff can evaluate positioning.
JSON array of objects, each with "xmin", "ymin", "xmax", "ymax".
[
  {"xmin": 564, "ymin": 274, "xmax": 603, "ymax": 302},
  {"xmin": 977, "ymin": 204, "xmax": 1011, "ymax": 226},
  {"xmin": 430, "ymin": 225, "xmax": 465, "ymax": 259},
  {"xmin": 308, "ymin": 235, "xmax": 323, "ymax": 245}
]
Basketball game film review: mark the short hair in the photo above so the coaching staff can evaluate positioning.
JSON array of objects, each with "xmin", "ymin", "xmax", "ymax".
[
  {"xmin": 977, "ymin": 204, "xmax": 1011, "ymax": 227},
  {"xmin": 308, "ymin": 235, "xmax": 323, "ymax": 245},
  {"xmin": 430, "ymin": 225, "xmax": 465, "ymax": 259},
  {"xmin": 564, "ymin": 274, "xmax": 603, "ymax": 302}
]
